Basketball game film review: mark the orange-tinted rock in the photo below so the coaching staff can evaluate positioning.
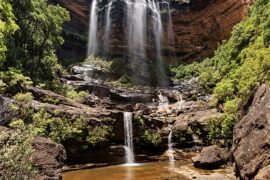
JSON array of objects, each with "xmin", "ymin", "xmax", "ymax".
[
  {"xmin": 56, "ymin": 0, "xmax": 251, "ymax": 62},
  {"xmin": 167, "ymin": 0, "xmax": 251, "ymax": 62}
]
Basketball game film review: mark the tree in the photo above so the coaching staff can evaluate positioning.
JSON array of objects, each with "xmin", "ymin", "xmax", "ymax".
[
  {"xmin": 0, "ymin": 0, "xmax": 18, "ymax": 66},
  {"xmin": 6, "ymin": 0, "xmax": 70, "ymax": 81}
]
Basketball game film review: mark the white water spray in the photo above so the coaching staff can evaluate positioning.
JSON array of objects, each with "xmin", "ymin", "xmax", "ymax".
[{"xmin": 123, "ymin": 112, "xmax": 135, "ymax": 165}]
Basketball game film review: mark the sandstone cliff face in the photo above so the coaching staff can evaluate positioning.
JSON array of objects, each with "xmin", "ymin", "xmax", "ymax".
[
  {"xmin": 232, "ymin": 84, "xmax": 270, "ymax": 179},
  {"xmin": 56, "ymin": 0, "xmax": 250, "ymax": 63},
  {"xmin": 169, "ymin": 0, "xmax": 251, "ymax": 62}
]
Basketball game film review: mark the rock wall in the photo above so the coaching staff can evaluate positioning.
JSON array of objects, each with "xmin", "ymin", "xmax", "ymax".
[
  {"xmin": 232, "ymin": 84, "xmax": 270, "ymax": 179},
  {"xmin": 168, "ymin": 0, "xmax": 252, "ymax": 62},
  {"xmin": 55, "ymin": 0, "xmax": 250, "ymax": 63}
]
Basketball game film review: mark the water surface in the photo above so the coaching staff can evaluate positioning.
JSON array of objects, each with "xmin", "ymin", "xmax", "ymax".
[{"xmin": 62, "ymin": 161, "xmax": 188, "ymax": 180}]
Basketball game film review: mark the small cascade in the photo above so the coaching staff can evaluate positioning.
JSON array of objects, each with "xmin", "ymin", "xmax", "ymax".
[
  {"xmin": 167, "ymin": 123, "xmax": 175, "ymax": 175},
  {"xmin": 158, "ymin": 92, "xmax": 169, "ymax": 104},
  {"xmin": 123, "ymin": 112, "xmax": 135, "ymax": 165},
  {"xmin": 158, "ymin": 92, "xmax": 170, "ymax": 113},
  {"xmin": 177, "ymin": 93, "xmax": 185, "ymax": 111},
  {"xmin": 167, "ymin": 129, "xmax": 175, "ymax": 162}
]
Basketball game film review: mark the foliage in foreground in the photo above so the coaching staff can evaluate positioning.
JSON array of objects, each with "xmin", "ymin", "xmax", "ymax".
[{"xmin": 0, "ymin": 128, "xmax": 36, "ymax": 179}]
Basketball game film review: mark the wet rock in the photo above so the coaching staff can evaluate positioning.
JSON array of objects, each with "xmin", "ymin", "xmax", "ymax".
[
  {"xmin": 171, "ymin": 109, "xmax": 222, "ymax": 146},
  {"xmin": 0, "ymin": 97, "xmax": 16, "ymax": 125},
  {"xmin": 69, "ymin": 64, "xmax": 108, "ymax": 83},
  {"xmin": 32, "ymin": 137, "xmax": 67, "ymax": 179},
  {"xmin": 110, "ymin": 89, "xmax": 154, "ymax": 103},
  {"xmin": 176, "ymin": 165, "xmax": 236, "ymax": 180},
  {"xmin": 134, "ymin": 103, "xmax": 153, "ymax": 115},
  {"xmin": 161, "ymin": 148, "xmax": 184, "ymax": 161},
  {"xmin": 232, "ymin": 84, "xmax": 270, "ymax": 179},
  {"xmin": 173, "ymin": 109, "xmax": 221, "ymax": 129},
  {"xmin": 192, "ymin": 145, "xmax": 230, "ymax": 169}
]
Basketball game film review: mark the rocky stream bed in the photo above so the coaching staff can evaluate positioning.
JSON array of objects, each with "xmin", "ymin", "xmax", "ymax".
[{"xmin": 1, "ymin": 63, "xmax": 270, "ymax": 179}]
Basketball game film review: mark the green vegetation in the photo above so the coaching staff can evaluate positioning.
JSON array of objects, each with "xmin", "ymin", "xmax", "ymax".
[
  {"xmin": 172, "ymin": 0, "xmax": 270, "ymax": 140},
  {"xmin": 66, "ymin": 89, "xmax": 89, "ymax": 103},
  {"xmin": 13, "ymin": 92, "xmax": 33, "ymax": 102},
  {"xmin": 9, "ymin": 98, "xmax": 115, "ymax": 148},
  {"xmin": 141, "ymin": 130, "xmax": 162, "ymax": 145},
  {"xmin": 0, "ymin": 128, "xmax": 37, "ymax": 178},
  {"xmin": 117, "ymin": 75, "xmax": 135, "ymax": 87},
  {"xmin": 170, "ymin": 62, "xmax": 201, "ymax": 81},
  {"xmin": 133, "ymin": 115, "xmax": 162, "ymax": 146},
  {"xmin": 5, "ymin": 0, "xmax": 70, "ymax": 82},
  {"xmin": 84, "ymin": 56, "xmax": 112, "ymax": 72},
  {"xmin": 87, "ymin": 125, "xmax": 114, "ymax": 146}
]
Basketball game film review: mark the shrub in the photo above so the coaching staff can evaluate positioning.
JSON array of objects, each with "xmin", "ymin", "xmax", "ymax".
[
  {"xmin": 87, "ymin": 125, "xmax": 113, "ymax": 146},
  {"xmin": 66, "ymin": 89, "xmax": 89, "ymax": 103},
  {"xmin": 0, "ymin": 128, "xmax": 37, "ymax": 178},
  {"xmin": 118, "ymin": 75, "xmax": 135, "ymax": 87},
  {"xmin": 141, "ymin": 130, "xmax": 162, "ymax": 145},
  {"xmin": 84, "ymin": 56, "xmax": 112, "ymax": 72},
  {"xmin": 13, "ymin": 92, "xmax": 33, "ymax": 102},
  {"xmin": 170, "ymin": 62, "xmax": 201, "ymax": 80},
  {"xmin": 0, "ymin": 68, "xmax": 32, "ymax": 94}
]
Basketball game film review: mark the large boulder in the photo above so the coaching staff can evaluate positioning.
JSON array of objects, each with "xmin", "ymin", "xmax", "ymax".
[
  {"xmin": 232, "ymin": 84, "xmax": 270, "ymax": 179},
  {"xmin": 192, "ymin": 145, "xmax": 230, "ymax": 169},
  {"xmin": 171, "ymin": 109, "xmax": 222, "ymax": 146},
  {"xmin": 32, "ymin": 137, "xmax": 67, "ymax": 179}
]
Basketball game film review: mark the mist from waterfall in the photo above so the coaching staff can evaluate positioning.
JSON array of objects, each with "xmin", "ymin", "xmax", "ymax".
[
  {"xmin": 87, "ymin": 0, "xmax": 175, "ymax": 85},
  {"xmin": 123, "ymin": 112, "xmax": 135, "ymax": 165}
]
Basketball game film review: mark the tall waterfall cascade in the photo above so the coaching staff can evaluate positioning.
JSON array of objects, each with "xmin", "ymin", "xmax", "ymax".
[
  {"xmin": 87, "ymin": 0, "xmax": 175, "ymax": 85},
  {"xmin": 123, "ymin": 112, "xmax": 135, "ymax": 165}
]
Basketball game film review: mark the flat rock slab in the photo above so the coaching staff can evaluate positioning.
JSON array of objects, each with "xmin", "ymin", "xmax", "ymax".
[{"xmin": 175, "ymin": 165, "xmax": 236, "ymax": 180}]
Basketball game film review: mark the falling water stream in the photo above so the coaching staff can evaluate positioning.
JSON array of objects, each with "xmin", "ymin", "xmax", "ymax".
[
  {"xmin": 168, "ymin": 129, "xmax": 175, "ymax": 162},
  {"xmin": 87, "ymin": 0, "xmax": 174, "ymax": 85},
  {"xmin": 123, "ymin": 112, "xmax": 135, "ymax": 165},
  {"xmin": 87, "ymin": 0, "xmax": 98, "ymax": 56}
]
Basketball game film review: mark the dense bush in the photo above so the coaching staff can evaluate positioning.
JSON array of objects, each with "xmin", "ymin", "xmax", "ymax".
[
  {"xmin": 0, "ymin": 128, "xmax": 36, "ymax": 179},
  {"xmin": 0, "ymin": 0, "xmax": 18, "ymax": 66},
  {"xmin": 66, "ymin": 89, "xmax": 89, "ymax": 103}
]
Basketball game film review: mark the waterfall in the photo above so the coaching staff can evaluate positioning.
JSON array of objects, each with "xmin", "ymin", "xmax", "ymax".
[
  {"xmin": 123, "ymin": 112, "xmax": 135, "ymax": 164},
  {"xmin": 87, "ymin": 0, "xmax": 175, "ymax": 85},
  {"xmin": 168, "ymin": 130, "xmax": 175, "ymax": 162},
  {"xmin": 150, "ymin": 2, "xmax": 168, "ymax": 86},
  {"xmin": 87, "ymin": 0, "xmax": 98, "ymax": 56},
  {"xmin": 164, "ymin": 2, "xmax": 175, "ymax": 50},
  {"xmin": 104, "ymin": 1, "xmax": 113, "ymax": 55},
  {"xmin": 126, "ymin": 0, "xmax": 150, "ymax": 82}
]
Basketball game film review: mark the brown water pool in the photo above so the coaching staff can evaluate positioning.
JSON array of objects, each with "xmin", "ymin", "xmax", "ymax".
[{"xmin": 62, "ymin": 161, "xmax": 189, "ymax": 180}]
